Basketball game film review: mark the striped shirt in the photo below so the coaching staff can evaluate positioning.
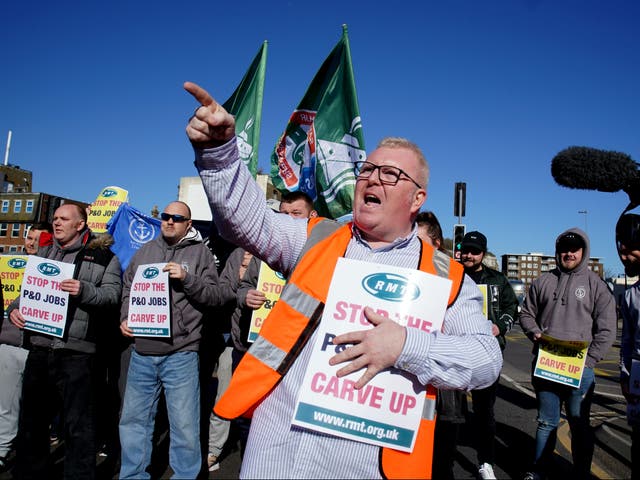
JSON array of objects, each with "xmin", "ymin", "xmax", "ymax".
[{"xmin": 196, "ymin": 139, "xmax": 502, "ymax": 479}]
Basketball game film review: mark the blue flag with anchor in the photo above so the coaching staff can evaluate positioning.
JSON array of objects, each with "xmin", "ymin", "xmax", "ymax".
[{"xmin": 106, "ymin": 203, "xmax": 161, "ymax": 272}]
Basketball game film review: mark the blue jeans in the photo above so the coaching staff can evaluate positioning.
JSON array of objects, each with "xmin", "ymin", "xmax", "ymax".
[
  {"xmin": 532, "ymin": 367, "xmax": 595, "ymax": 478},
  {"xmin": 119, "ymin": 350, "xmax": 201, "ymax": 479}
]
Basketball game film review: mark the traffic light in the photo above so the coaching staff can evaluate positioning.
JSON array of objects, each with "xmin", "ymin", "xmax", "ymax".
[
  {"xmin": 453, "ymin": 224, "xmax": 466, "ymax": 259},
  {"xmin": 454, "ymin": 182, "xmax": 466, "ymax": 217}
]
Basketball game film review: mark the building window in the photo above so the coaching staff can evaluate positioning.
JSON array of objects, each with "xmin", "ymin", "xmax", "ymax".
[
  {"xmin": 0, "ymin": 223, "xmax": 7, "ymax": 237},
  {"xmin": 23, "ymin": 224, "xmax": 31, "ymax": 238},
  {"xmin": 1, "ymin": 201, "xmax": 8, "ymax": 213},
  {"xmin": 26, "ymin": 200, "xmax": 34, "ymax": 213},
  {"xmin": 13, "ymin": 200, "xmax": 22, "ymax": 213},
  {"xmin": 9, "ymin": 245, "xmax": 18, "ymax": 252},
  {"xmin": 11, "ymin": 224, "xmax": 20, "ymax": 238}
]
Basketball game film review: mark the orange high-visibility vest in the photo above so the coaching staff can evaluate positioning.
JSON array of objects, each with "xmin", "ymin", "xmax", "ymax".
[{"xmin": 215, "ymin": 219, "xmax": 464, "ymax": 479}]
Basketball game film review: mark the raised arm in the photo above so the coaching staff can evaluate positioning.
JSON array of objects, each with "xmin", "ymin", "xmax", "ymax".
[{"xmin": 184, "ymin": 82, "xmax": 309, "ymax": 277}]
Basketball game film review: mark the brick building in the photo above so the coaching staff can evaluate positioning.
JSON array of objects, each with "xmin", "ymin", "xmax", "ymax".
[{"xmin": 0, "ymin": 164, "xmax": 88, "ymax": 253}]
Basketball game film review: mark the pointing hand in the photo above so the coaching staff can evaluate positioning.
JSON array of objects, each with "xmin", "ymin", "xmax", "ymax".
[{"xmin": 184, "ymin": 82, "xmax": 236, "ymax": 148}]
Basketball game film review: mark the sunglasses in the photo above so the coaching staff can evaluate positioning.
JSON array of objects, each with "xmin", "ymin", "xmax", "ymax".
[
  {"xmin": 160, "ymin": 213, "xmax": 190, "ymax": 223},
  {"xmin": 461, "ymin": 247, "xmax": 483, "ymax": 255}
]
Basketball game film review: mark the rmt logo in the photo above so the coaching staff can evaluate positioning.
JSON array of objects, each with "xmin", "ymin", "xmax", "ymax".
[
  {"xmin": 8, "ymin": 258, "xmax": 27, "ymax": 269},
  {"xmin": 37, "ymin": 263, "xmax": 61, "ymax": 276},
  {"xmin": 142, "ymin": 267, "xmax": 159, "ymax": 279},
  {"xmin": 361, "ymin": 273, "xmax": 420, "ymax": 302}
]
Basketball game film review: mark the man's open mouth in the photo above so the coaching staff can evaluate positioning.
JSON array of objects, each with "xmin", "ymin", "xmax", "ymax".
[{"xmin": 364, "ymin": 194, "xmax": 380, "ymax": 205}]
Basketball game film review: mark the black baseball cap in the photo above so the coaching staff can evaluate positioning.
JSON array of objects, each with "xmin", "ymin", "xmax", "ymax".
[
  {"xmin": 556, "ymin": 232, "xmax": 585, "ymax": 252},
  {"xmin": 461, "ymin": 231, "xmax": 487, "ymax": 252}
]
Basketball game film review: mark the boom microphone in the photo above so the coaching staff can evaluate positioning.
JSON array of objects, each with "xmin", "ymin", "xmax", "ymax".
[{"xmin": 551, "ymin": 146, "xmax": 640, "ymax": 205}]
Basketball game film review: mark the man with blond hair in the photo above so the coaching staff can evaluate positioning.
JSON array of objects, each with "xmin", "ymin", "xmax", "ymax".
[{"xmin": 184, "ymin": 81, "xmax": 501, "ymax": 479}]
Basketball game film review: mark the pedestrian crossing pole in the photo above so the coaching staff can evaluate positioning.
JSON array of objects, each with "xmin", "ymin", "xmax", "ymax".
[{"xmin": 453, "ymin": 182, "xmax": 466, "ymax": 260}]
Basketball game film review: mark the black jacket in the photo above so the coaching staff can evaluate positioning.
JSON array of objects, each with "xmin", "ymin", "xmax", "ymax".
[
  {"xmin": 467, "ymin": 266, "xmax": 518, "ymax": 350},
  {"xmin": 8, "ymin": 231, "xmax": 122, "ymax": 354}
]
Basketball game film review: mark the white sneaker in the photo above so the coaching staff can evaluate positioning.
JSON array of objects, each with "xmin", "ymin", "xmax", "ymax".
[
  {"xmin": 478, "ymin": 462, "xmax": 496, "ymax": 480},
  {"xmin": 207, "ymin": 454, "xmax": 220, "ymax": 472}
]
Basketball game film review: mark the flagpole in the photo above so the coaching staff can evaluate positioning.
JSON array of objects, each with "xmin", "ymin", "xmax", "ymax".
[
  {"xmin": 270, "ymin": 24, "xmax": 364, "ymax": 219},
  {"xmin": 4, "ymin": 130, "xmax": 12, "ymax": 166}
]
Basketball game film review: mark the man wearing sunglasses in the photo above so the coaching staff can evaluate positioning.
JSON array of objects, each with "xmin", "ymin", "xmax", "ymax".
[
  {"xmin": 118, "ymin": 201, "xmax": 221, "ymax": 479},
  {"xmin": 184, "ymin": 81, "xmax": 501, "ymax": 479},
  {"xmin": 459, "ymin": 231, "xmax": 518, "ymax": 480},
  {"xmin": 520, "ymin": 228, "xmax": 616, "ymax": 480},
  {"xmin": 617, "ymin": 212, "xmax": 640, "ymax": 480}
]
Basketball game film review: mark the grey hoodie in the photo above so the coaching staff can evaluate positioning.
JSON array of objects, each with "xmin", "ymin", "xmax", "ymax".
[
  {"xmin": 519, "ymin": 227, "xmax": 616, "ymax": 368},
  {"xmin": 121, "ymin": 227, "xmax": 221, "ymax": 355}
]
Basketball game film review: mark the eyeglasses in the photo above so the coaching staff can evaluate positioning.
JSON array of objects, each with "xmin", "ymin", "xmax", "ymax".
[
  {"xmin": 354, "ymin": 161, "xmax": 423, "ymax": 189},
  {"xmin": 461, "ymin": 247, "xmax": 483, "ymax": 255},
  {"xmin": 160, "ymin": 213, "xmax": 190, "ymax": 223}
]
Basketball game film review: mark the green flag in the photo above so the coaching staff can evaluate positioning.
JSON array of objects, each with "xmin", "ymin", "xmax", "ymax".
[
  {"xmin": 270, "ymin": 25, "xmax": 365, "ymax": 219},
  {"xmin": 223, "ymin": 41, "xmax": 267, "ymax": 177}
]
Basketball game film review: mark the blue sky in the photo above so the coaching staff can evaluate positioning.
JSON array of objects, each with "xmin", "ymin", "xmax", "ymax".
[{"xmin": 1, "ymin": 0, "xmax": 638, "ymax": 275}]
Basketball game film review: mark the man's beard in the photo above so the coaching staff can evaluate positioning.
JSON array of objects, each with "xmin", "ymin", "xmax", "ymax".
[{"xmin": 625, "ymin": 263, "xmax": 640, "ymax": 277}]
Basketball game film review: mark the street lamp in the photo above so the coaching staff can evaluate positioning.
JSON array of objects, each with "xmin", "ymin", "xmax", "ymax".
[{"xmin": 578, "ymin": 210, "xmax": 588, "ymax": 233}]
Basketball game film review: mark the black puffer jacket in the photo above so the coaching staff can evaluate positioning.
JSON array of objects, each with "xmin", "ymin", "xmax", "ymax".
[{"xmin": 7, "ymin": 231, "xmax": 122, "ymax": 354}]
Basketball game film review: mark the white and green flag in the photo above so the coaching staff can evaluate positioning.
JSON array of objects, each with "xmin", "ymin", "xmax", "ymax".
[
  {"xmin": 270, "ymin": 25, "xmax": 365, "ymax": 219},
  {"xmin": 224, "ymin": 41, "xmax": 267, "ymax": 177}
]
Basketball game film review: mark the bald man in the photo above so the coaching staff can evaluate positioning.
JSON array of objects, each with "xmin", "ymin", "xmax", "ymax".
[{"xmin": 118, "ymin": 201, "xmax": 221, "ymax": 479}]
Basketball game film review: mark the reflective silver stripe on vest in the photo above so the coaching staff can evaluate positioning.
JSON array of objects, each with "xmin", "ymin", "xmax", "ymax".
[
  {"xmin": 424, "ymin": 252, "xmax": 450, "ymax": 421},
  {"xmin": 280, "ymin": 282, "xmax": 321, "ymax": 318},
  {"xmin": 422, "ymin": 396, "xmax": 437, "ymax": 420},
  {"xmin": 250, "ymin": 336, "xmax": 287, "ymax": 371},
  {"xmin": 432, "ymin": 249, "xmax": 451, "ymax": 279},
  {"xmin": 426, "ymin": 250, "xmax": 454, "ymax": 420},
  {"xmin": 247, "ymin": 282, "xmax": 321, "ymax": 371},
  {"xmin": 295, "ymin": 219, "xmax": 342, "ymax": 269}
]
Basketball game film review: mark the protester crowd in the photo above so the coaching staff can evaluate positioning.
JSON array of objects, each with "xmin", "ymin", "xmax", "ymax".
[{"xmin": 0, "ymin": 80, "xmax": 628, "ymax": 480}]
